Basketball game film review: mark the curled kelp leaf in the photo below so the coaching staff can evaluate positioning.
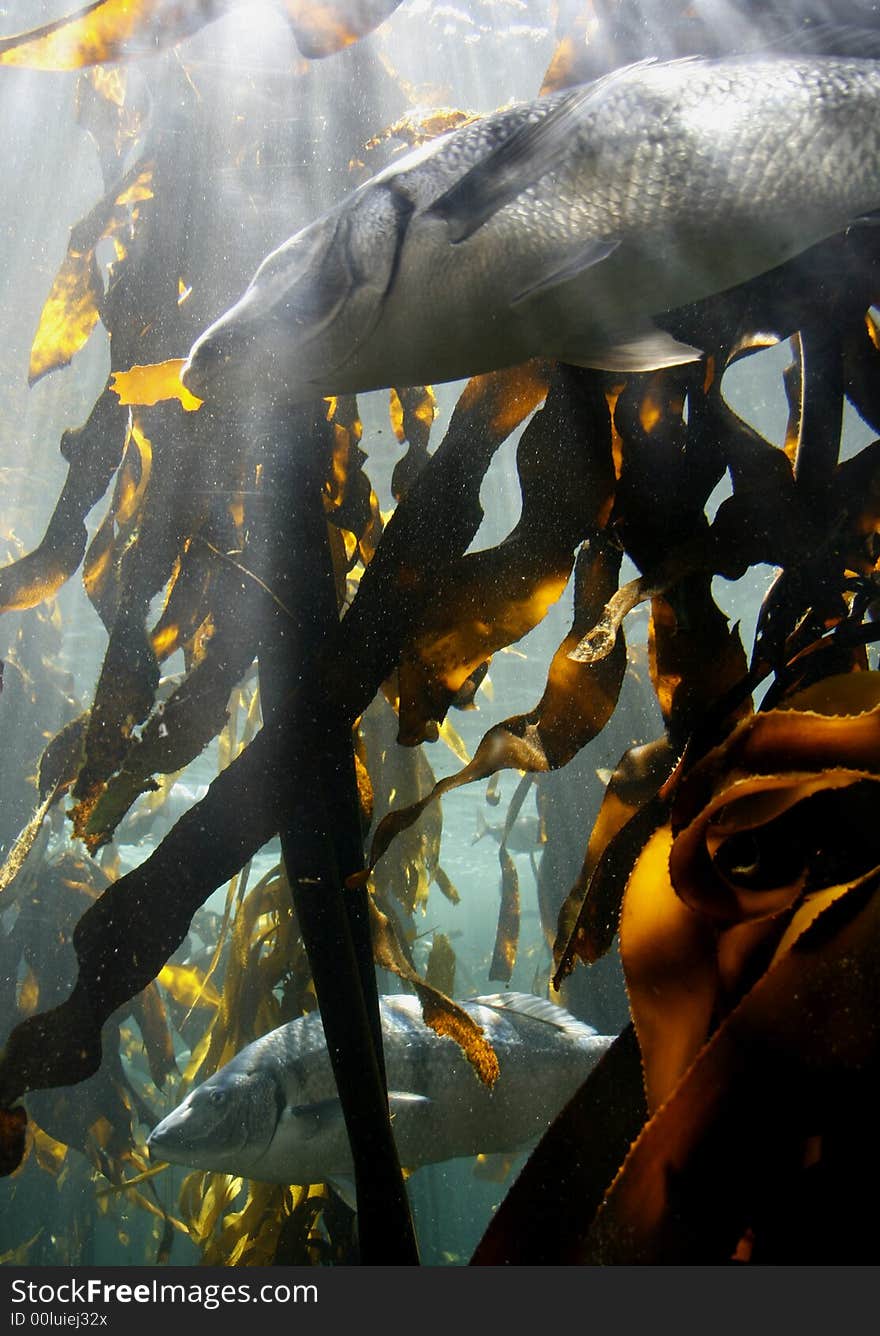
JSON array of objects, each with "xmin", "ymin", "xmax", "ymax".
[
  {"xmin": 587, "ymin": 865, "xmax": 880, "ymax": 1263},
  {"xmin": 621, "ymin": 671, "xmax": 880, "ymax": 1113}
]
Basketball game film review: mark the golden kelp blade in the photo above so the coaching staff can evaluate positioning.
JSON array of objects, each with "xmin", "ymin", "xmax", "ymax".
[
  {"xmin": 29, "ymin": 163, "xmax": 154, "ymax": 384},
  {"xmin": 28, "ymin": 251, "xmax": 103, "ymax": 384},
  {"xmin": 110, "ymin": 359, "xmax": 202, "ymax": 411},
  {"xmin": 0, "ymin": 0, "xmax": 235, "ymax": 70}
]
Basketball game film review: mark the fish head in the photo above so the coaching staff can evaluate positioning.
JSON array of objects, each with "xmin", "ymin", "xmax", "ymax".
[
  {"xmin": 181, "ymin": 182, "xmax": 411, "ymax": 406},
  {"xmin": 146, "ymin": 1064, "xmax": 281, "ymax": 1175}
]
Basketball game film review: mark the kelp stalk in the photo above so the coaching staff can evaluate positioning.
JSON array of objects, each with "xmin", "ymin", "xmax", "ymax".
[{"xmin": 254, "ymin": 403, "xmax": 418, "ymax": 1265}]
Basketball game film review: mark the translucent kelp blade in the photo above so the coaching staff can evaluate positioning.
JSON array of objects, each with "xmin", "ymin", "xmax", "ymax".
[
  {"xmin": 129, "ymin": 982, "xmax": 177, "ymax": 1088},
  {"xmin": 0, "ymin": 1, "xmax": 405, "ymax": 69},
  {"xmin": 0, "ymin": 390, "xmax": 127, "ymax": 615},
  {"xmin": 585, "ymin": 865, "xmax": 880, "ymax": 1263},
  {"xmin": 389, "ymin": 384, "xmax": 437, "ymax": 501},
  {"xmin": 488, "ymin": 847, "xmax": 519, "ymax": 983},
  {"xmin": 29, "ymin": 162, "xmax": 154, "ymax": 384},
  {"xmin": 425, "ymin": 932, "xmax": 456, "ymax": 997},
  {"xmin": 366, "ymin": 536, "xmax": 625, "ymax": 880},
  {"xmin": 553, "ymin": 737, "xmax": 675, "ymax": 977},
  {"xmin": 396, "ymin": 368, "xmax": 614, "ymax": 744},
  {"xmin": 28, "ymin": 250, "xmax": 103, "ymax": 386},
  {"xmin": 0, "ymin": 1, "xmax": 237, "ymax": 70},
  {"xmin": 73, "ymin": 560, "xmax": 258, "ymax": 850},
  {"xmin": 332, "ymin": 361, "xmax": 550, "ymax": 726}
]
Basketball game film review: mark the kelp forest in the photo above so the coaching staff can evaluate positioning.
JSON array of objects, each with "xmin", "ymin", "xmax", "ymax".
[{"xmin": 1, "ymin": 0, "xmax": 880, "ymax": 1268}]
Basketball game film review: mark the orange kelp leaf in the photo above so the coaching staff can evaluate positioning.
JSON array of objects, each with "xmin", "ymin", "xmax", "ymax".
[
  {"xmin": 489, "ymin": 847, "xmax": 520, "ymax": 983},
  {"xmin": 281, "ymin": 0, "xmax": 404, "ymax": 57},
  {"xmin": 369, "ymin": 900, "xmax": 499, "ymax": 1086},
  {"xmin": 553, "ymin": 737, "xmax": 674, "ymax": 977},
  {"xmin": 0, "ymin": 0, "xmax": 237, "ymax": 69},
  {"xmin": 331, "ymin": 360, "xmax": 551, "ymax": 727},
  {"xmin": 76, "ymin": 65, "xmax": 146, "ymax": 167},
  {"xmin": 585, "ymin": 867, "xmax": 880, "ymax": 1263},
  {"xmin": 620, "ymin": 823, "xmax": 719, "ymax": 1114},
  {"xmin": 0, "ymin": 1107, "xmax": 27, "ymax": 1176},
  {"xmin": 76, "ymin": 566, "xmax": 258, "ymax": 849},
  {"xmin": 110, "ymin": 360, "xmax": 202, "ymax": 412},
  {"xmin": 29, "ymin": 161, "xmax": 154, "ymax": 384},
  {"xmin": 28, "ymin": 250, "xmax": 103, "ymax": 384}
]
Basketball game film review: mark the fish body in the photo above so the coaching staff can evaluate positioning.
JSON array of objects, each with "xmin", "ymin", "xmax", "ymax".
[
  {"xmin": 183, "ymin": 55, "xmax": 880, "ymax": 404},
  {"xmin": 147, "ymin": 992, "xmax": 613, "ymax": 1182}
]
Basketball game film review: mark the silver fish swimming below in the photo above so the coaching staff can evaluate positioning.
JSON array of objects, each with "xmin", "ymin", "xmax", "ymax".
[
  {"xmin": 182, "ymin": 54, "xmax": 880, "ymax": 404},
  {"xmin": 147, "ymin": 993, "xmax": 614, "ymax": 1184}
]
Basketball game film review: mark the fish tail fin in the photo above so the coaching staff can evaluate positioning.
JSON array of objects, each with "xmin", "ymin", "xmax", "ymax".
[{"xmin": 472, "ymin": 810, "xmax": 488, "ymax": 845}]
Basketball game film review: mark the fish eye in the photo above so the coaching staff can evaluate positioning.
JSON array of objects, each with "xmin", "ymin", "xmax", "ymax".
[{"xmin": 207, "ymin": 1089, "xmax": 227, "ymax": 1107}]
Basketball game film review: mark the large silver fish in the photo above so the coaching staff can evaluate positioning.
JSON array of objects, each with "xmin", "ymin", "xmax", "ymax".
[
  {"xmin": 146, "ymin": 992, "xmax": 613, "ymax": 1184},
  {"xmin": 181, "ymin": 54, "xmax": 880, "ymax": 404}
]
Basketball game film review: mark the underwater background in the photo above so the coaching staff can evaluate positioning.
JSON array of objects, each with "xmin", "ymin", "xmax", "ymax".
[{"xmin": 2, "ymin": 0, "xmax": 880, "ymax": 1266}]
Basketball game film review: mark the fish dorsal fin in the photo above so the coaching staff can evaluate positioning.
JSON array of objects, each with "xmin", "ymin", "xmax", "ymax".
[
  {"xmin": 470, "ymin": 992, "xmax": 600, "ymax": 1042},
  {"xmin": 426, "ymin": 58, "xmax": 660, "ymax": 243}
]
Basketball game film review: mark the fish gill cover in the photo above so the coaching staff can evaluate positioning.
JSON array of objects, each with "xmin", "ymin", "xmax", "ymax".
[{"xmin": 0, "ymin": 0, "xmax": 879, "ymax": 1267}]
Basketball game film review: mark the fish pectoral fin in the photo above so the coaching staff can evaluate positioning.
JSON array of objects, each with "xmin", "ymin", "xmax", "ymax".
[
  {"xmin": 388, "ymin": 1091, "xmax": 431, "ymax": 1123},
  {"xmin": 558, "ymin": 323, "xmax": 703, "ymax": 373},
  {"xmin": 426, "ymin": 59, "xmax": 657, "ymax": 242},
  {"xmin": 510, "ymin": 238, "xmax": 621, "ymax": 305},
  {"xmin": 285, "ymin": 1097, "xmax": 345, "ymax": 1141},
  {"xmin": 327, "ymin": 1175, "xmax": 358, "ymax": 1211}
]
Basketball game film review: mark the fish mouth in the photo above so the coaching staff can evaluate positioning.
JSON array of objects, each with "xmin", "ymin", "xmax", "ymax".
[{"xmin": 179, "ymin": 338, "xmax": 232, "ymax": 403}]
